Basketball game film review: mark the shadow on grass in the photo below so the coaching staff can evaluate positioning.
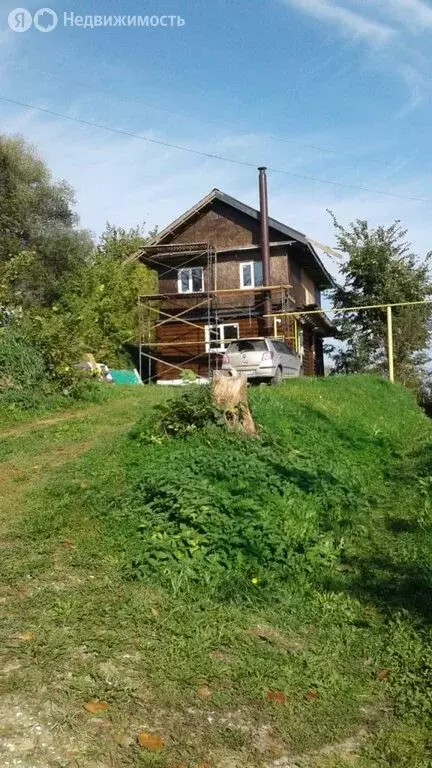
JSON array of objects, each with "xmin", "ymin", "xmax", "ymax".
[
  {"xmin": 327, "ymin": 520, "xmax": 432, "ymax": 624},
  {"xmin": 281, "ymin": 406, "xmax": 432, "ymax": 626},
  {"xmin": 334, "ymin": 554, "xmax": 432, "ymax": 625}
]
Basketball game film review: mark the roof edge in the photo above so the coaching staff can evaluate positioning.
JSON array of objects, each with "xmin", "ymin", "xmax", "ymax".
[{"xmin": 137, "ymin": 188, "xmax": 334, "ymax": 288}]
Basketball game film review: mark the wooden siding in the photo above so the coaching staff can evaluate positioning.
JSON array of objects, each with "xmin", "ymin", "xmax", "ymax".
[
  {"xmin": 167, "ymin": 200, "xmax": 285, "ymax": 249},
  {"xmin": 157, "ymin": 251, "xmax": 289, "ymax": 293},
  {"xmin": 215, "ymin": 249, "xmax": 289, "ymax": 290},
  {"xmin": 151, "ymin": 314, "xmax": 321, "ymax": 381},
  {"xmin": 154, "ymin": 315, "xmax": 263, "ymax": 380},
  {"xmin": 289, "ymin": 257, "xmax": 306, "ymax": 307},
  {"xmin": 301, "ymin": 327, "xmax": 325, "ymax": 377},
  {"xmin": 302, "ymin": 325, "xmax": 315, "ymax": 377},
  {"xmin": 302, "ymin": 269, "xmax": 318, "ymax": 306},
  {"xmin": 151, "ymin": 201, "xmax": 315, "ymax": 313}
]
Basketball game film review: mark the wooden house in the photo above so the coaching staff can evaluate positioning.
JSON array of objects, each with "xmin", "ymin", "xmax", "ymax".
[{"xmin": 137, "ymin": 169, "xmax": 334, "ymax": 381}]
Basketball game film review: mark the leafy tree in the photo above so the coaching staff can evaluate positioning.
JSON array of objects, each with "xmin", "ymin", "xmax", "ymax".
[
  {"xmin": 46, "ymin": 224, "xmax": 156, "ymax": 365},
  {"xmin": 327, "ymin": 215, "xmax": 432, "ymax": 388},
  {"xmin": 0, "ymin": 135, "xmax": 93, "ymax": 307},
  {"xmin": 0, "ymin": 134, "xmax": 157, "ymax": 383}
]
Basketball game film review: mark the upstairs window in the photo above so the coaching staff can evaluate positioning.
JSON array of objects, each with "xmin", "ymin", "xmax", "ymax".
[
  {"xmin": 240, "ymin": 261, "xmax": 263, "ymax": 289},
  {"xmin": 177, "ymin": 267, "xmax": 204, "ymax": 294}
]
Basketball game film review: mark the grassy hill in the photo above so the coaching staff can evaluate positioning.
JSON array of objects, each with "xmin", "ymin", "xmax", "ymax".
[{"xmin": 0, "ymin": 376, "xmax": 431, "ymax": 767}]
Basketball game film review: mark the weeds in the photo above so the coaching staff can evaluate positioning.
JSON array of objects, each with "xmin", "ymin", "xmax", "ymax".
[{"xmin": 144, "ymin": 384, "xmax": 225, "ymax": 438}]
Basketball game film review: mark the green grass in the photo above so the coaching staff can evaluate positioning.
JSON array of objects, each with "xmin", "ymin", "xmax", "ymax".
[{"xmin": 0, "ymin": 376, "xmax": 431, "ymax": 767}]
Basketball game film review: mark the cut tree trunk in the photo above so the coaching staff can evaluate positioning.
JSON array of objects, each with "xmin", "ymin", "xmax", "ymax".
[{"xmin": 211, "ymin": 370, "xmax": 256, "ymax": 435}]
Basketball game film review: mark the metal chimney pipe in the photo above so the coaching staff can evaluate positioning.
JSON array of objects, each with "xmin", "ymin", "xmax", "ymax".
[{"xmin": 258, "ymin": 167, "xmax": 272, "ymax": 334}]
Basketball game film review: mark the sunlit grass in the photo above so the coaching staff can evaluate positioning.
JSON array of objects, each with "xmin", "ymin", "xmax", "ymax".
[{"xmin": 0, "ymin": 375, "xmax": 431, "ymax": 767}]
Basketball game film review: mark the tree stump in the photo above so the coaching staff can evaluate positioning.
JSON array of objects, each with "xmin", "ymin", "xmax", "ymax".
[{"xmin": 211, "ymin": 370, "xmax": 256, "ymax": 435}]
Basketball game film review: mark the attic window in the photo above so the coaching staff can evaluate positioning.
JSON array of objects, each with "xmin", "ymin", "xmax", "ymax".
[
  {"xmin": 177, "ymin": 267, "xmax": 204, "ymax": 293},
  {"xmin": 240, "ymin": 261, "xmax": 263, "ymax": 289}
]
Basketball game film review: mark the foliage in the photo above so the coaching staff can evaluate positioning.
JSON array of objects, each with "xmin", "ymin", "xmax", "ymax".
[
  {"xmin": 180, "ymin": 368, "xmax": 198, "ymax": 383},
  {"xmin": 146, "ymin": 385, "xmax": 224, "ymax": 437},
  {"xmin": 326, "ymin": 214, "xmax": 432, "ymax": 389},
  {"xmin": 91, "ymin": 375, "xmax": 420, "ymax": 585},
  {"xmin": 57, "ymin": 223, "xmax": 156, "ymax": 365},
  {"xmin": 0, "ymin": 318, "xmax": 105, "ymax": 417},
  {"xmin": 0, "ymin": 325, "xmax": 47, "ymax": 392},
  {"xmin": 0, "ymin": 134, "xmax": 93, "ymax": 308},
  {"xmin": 9, "ymin": 223, "xmax": 157, "ymax": 374},
  {"xmin": 0, "ymin": 136, "xmax": 157, "ymax": 389}
]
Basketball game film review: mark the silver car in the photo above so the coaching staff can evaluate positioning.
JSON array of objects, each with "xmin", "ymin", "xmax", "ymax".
[{"xmin": 222, "ymin": 337, "xmax": 301, "ymax": 383}]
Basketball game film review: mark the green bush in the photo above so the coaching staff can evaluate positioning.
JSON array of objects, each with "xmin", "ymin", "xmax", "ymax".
[
  {"xmin": 0, "ymin": 326, "xmax": 47, "ymax": 392},
  {"xmin": 148, "ymin": 385, "xmax": 225, "ymax": 438},
  {"xmin": 0, "ymin": 324, "xmax": 105, "ymax": 418},
  {"xmin": 124, "ymin": 428, "xmax": 356, "ymax": 583}
]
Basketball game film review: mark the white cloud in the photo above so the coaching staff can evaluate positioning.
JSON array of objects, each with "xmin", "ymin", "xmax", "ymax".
[
  {"xmin": 280, "ymin": 0, "xmax": 432, "ymax": 116},
  {"xmin": 0, "ymin": 105, "xmax": 265, "ymax": 237},
  {"xmin": 377, "ymin": 0, "xmax": 432, "ymax": 31},
  {"xmin": 394, "ymin": 65, "xmax": 425, "ymax": 116},
  {"xmin": 280, "ymin": 0, "xmax": 396, "ymax": 44}
]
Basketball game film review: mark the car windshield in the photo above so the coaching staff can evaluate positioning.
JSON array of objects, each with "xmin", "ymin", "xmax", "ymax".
[{"xmin": 227, "ymin": 339, "xmax": 267, "ymax": 353}]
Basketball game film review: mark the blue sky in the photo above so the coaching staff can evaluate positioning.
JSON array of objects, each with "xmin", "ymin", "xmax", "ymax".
[{"xmin": 1, "ymin": 0, "xmax": 432, "ymax": 278}]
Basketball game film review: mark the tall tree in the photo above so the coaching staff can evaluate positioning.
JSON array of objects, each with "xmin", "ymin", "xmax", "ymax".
[
  {"xmin": 0, "ymin": 134, "xmax": 93, "ymax": 307},
  {"xmin": 327, "ymin": 215, "xmax": 432, "ymax": 388},
  {"xmin": 53, "ymin": 224, "xmax": 156, "ymax": 364}
]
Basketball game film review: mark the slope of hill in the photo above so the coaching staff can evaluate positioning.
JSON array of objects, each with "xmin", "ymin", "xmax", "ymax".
[{"xmin": 1, "ymin": 376, "xmax": 431, "ymax": 767}]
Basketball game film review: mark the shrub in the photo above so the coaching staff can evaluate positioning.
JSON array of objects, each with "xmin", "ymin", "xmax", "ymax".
[
  {"xmin": 0, "ymin": 323, "xmax": 104, "ymax": 416},
  {"xmin": 0, "ymin": 326, "xmax": 47, "ymax": 392},
  {"xmin": 151, "ymin": 385, "xmax": 225, "ymax": 438}
]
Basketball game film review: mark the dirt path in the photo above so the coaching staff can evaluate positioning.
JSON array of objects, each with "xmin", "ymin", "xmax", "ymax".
[
  {"xmin": 0, "ymin": 399, "xmax": 139, "ymax": 767},
  {"xmin": 0, "ymin": 407, "xmax": 98, "ymax": 440},
  {"xmin": 0, "ymin": 398, "xmax": 137, "ymax": 527}
]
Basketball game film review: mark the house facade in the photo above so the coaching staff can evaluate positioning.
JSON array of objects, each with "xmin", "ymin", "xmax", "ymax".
[{"xmin": 137, "ymin": 177, "xmax": 334, "ymax": 381}]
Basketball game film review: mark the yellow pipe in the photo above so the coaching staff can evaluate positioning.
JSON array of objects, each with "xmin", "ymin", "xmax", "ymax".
[
  {"xmin": 387, "ymin": 305, "xmax": 394, "ymax": 383},
  {"xmin": 294, "ymin": 318, "xmax": 299, "ymax": 353}
]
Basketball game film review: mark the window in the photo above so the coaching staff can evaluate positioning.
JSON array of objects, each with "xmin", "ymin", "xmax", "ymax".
[
  {"xmin": 177, "ymin": 267, "xmax": 204, "ymax": 294},
  {"xmin": 227, "ymin": 339, "xmax": 267, "ymax": 353},
  {"xmin": 205, "ymin": 323, "xmax": 239, "ymax": 353},
  {"xmin": 240, "ymin": 261, "xmax": 263, "ymax": 289},
  {"xmin": 273, "ymin": 339, "xmax": 295, "ymax": 355}
]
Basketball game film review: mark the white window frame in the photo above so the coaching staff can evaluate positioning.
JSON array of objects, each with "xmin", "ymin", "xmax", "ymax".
[
  {"xmin": 240, "ymin": 261, "xmax": 263, "ymax": 289},
  {"xmin": 177, "ymin": 266, "xmax": 204, "ymax": 294},
  {"xmin": 204, "ymin": 323, "xmax": 240, "ymax": 353}
]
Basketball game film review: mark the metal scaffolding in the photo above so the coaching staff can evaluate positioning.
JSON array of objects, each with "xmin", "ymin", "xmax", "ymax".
[{"xmin": 137, "ymin": 241, "xmax": 294, "ymax": 382}]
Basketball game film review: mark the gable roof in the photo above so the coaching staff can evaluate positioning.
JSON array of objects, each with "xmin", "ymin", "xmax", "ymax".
[{"xmin": 142, "ymin": 188, "xmax": 335, "ymax": 289}]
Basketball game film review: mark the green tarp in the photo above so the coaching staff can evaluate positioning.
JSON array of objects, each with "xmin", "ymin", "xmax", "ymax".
[{"xmin": 109, "ymin": 369, "xmax": 142, "ymax": 385}]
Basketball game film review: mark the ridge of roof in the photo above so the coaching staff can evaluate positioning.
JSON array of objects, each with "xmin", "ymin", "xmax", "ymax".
[{"xmin": 148, "ymin": 187, "xmax": 308, "ymax": 247}]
